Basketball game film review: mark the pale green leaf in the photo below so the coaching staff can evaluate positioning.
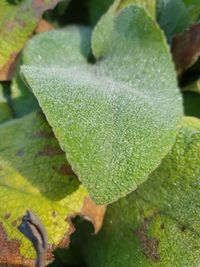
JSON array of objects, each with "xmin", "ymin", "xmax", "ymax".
[
  {"xmin": 21, "ymin": 6, "xmax": 182, "ymax": 204},
  {"xmin": 0, "ymin": 112, "xmax": 88, "ymax": 265}
]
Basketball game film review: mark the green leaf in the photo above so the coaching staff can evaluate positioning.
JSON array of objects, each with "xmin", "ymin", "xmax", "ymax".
[
  {"xmin": 66, "ymin": 117, "xmax": 200, "ymax": 267},
  {"xmin": 0, "ymin": 0, "xmax": 63, "ymax": 70},
  {"xmin": 157, "ymin": 0, "xmax": 191, "ymax": 41},
  {"xmin": 21, "ymin": 6, "xmax": 183, "ymax": 204},
  {"xmin": 183, "ymin": 0, "xmax": 200, "ymax": 22},
  {"xmin": 0, "ymin": 112, "xmax": 88, "ymax": 265},
  {"xmin": 108, "ymin": 0, "xmax": 156, "ymax": 18},
  {"xmin": 0, "ymin": 83, "xmax": 12, "ymax": 123}
]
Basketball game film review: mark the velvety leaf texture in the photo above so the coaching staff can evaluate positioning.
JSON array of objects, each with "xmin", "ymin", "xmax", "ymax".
[
  {"xmin": 21, "ymin": 6, "xmax": 183, "ymax": 204},
  {"xmin": 0, "ymin": 112, "xmax": 88, "ymax": 265},
  {"xmin": 68, "ymin": 117, "xmax": 200, "ymax": 267}
]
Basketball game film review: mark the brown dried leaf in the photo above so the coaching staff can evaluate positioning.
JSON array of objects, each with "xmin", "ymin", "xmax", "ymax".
[{"xmin": 81, "ymin": 197, "xmax": 106, "ymax": 234}]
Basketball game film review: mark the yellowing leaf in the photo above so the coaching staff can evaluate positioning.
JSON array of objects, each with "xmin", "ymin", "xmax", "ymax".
[{"xmin": 0, "ymin": 112, "xmax": 106, "ymax": 266}]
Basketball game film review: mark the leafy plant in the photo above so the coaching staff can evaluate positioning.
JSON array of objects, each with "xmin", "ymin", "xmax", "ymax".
[{"xmin": 0, "ymin": 0, "xmax": 200, "ymax": 266}]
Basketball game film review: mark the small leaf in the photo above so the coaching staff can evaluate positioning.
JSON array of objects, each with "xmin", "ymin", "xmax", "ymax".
[
  {"xmin": 0, "ymin": 0, "xmax": 63, "ymax": 75},
  {"xmin": 69, "ymin": 117, "xmax": 200, "ymax": 267},
  {"xmin": 21, "ymin": 6, "xmax": 183, "ymax": 204},
  {"xmin": 0, "ymin": 112, "xmax": 105, "ymax": 266}
]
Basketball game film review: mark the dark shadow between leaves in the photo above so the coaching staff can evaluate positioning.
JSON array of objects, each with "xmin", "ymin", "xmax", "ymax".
[{"xmin": 48, "ymin": 216, "xmax": 93, "ymax": 267}]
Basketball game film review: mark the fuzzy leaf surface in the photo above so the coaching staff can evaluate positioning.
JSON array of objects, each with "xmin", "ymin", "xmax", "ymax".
[
  {"xmin": 67, "ymin": 117, "xmax": 200, "ymax": 267},
  {"xmin": 22, "ymin": 7, "xmax": 182, "ymax": 204}
]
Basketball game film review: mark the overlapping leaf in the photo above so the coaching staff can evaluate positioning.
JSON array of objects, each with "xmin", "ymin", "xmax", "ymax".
[
  {"xmin": 21, "ymin": 6, "xmax": 182, "ymax": 204},
  {"xmin": 0, "ymin": 112, "xmax": 106, "ymax": 266},
  {"xmin": 61, "ymin": 117, "xmax": 200, "ymax": 267}
]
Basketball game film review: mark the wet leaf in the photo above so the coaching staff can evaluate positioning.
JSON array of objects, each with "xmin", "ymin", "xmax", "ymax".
[
  {"xmin": 0, "ymin": 0, "xmax": 63, "ymax": 79},
  {"xmin": 0, "ymin": 111, "xmax": 105, "ymax": 266},
  {"xmin": 21, "ymin": 6, "xmax": 182, "ymax": 204},
  {"xmin": 69, "ymin": 117, "xmax": 200, "ymax": 267},
  {"xmin": 172, "ymin": 23, "xmax": 200, "ymax": 75}
]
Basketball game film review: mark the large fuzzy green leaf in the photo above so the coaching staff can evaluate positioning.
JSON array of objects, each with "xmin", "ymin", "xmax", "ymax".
[
  {"xmin": 21, "ymin": 6, "xmax": 182, "ymax": 204},
  {"xmin": 0, "ymin": 112, "xmax": 88, "ymax": 265},
  {"xmin": 61, "ymin": 117, "xmax": 200, "ymax": 267}
]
